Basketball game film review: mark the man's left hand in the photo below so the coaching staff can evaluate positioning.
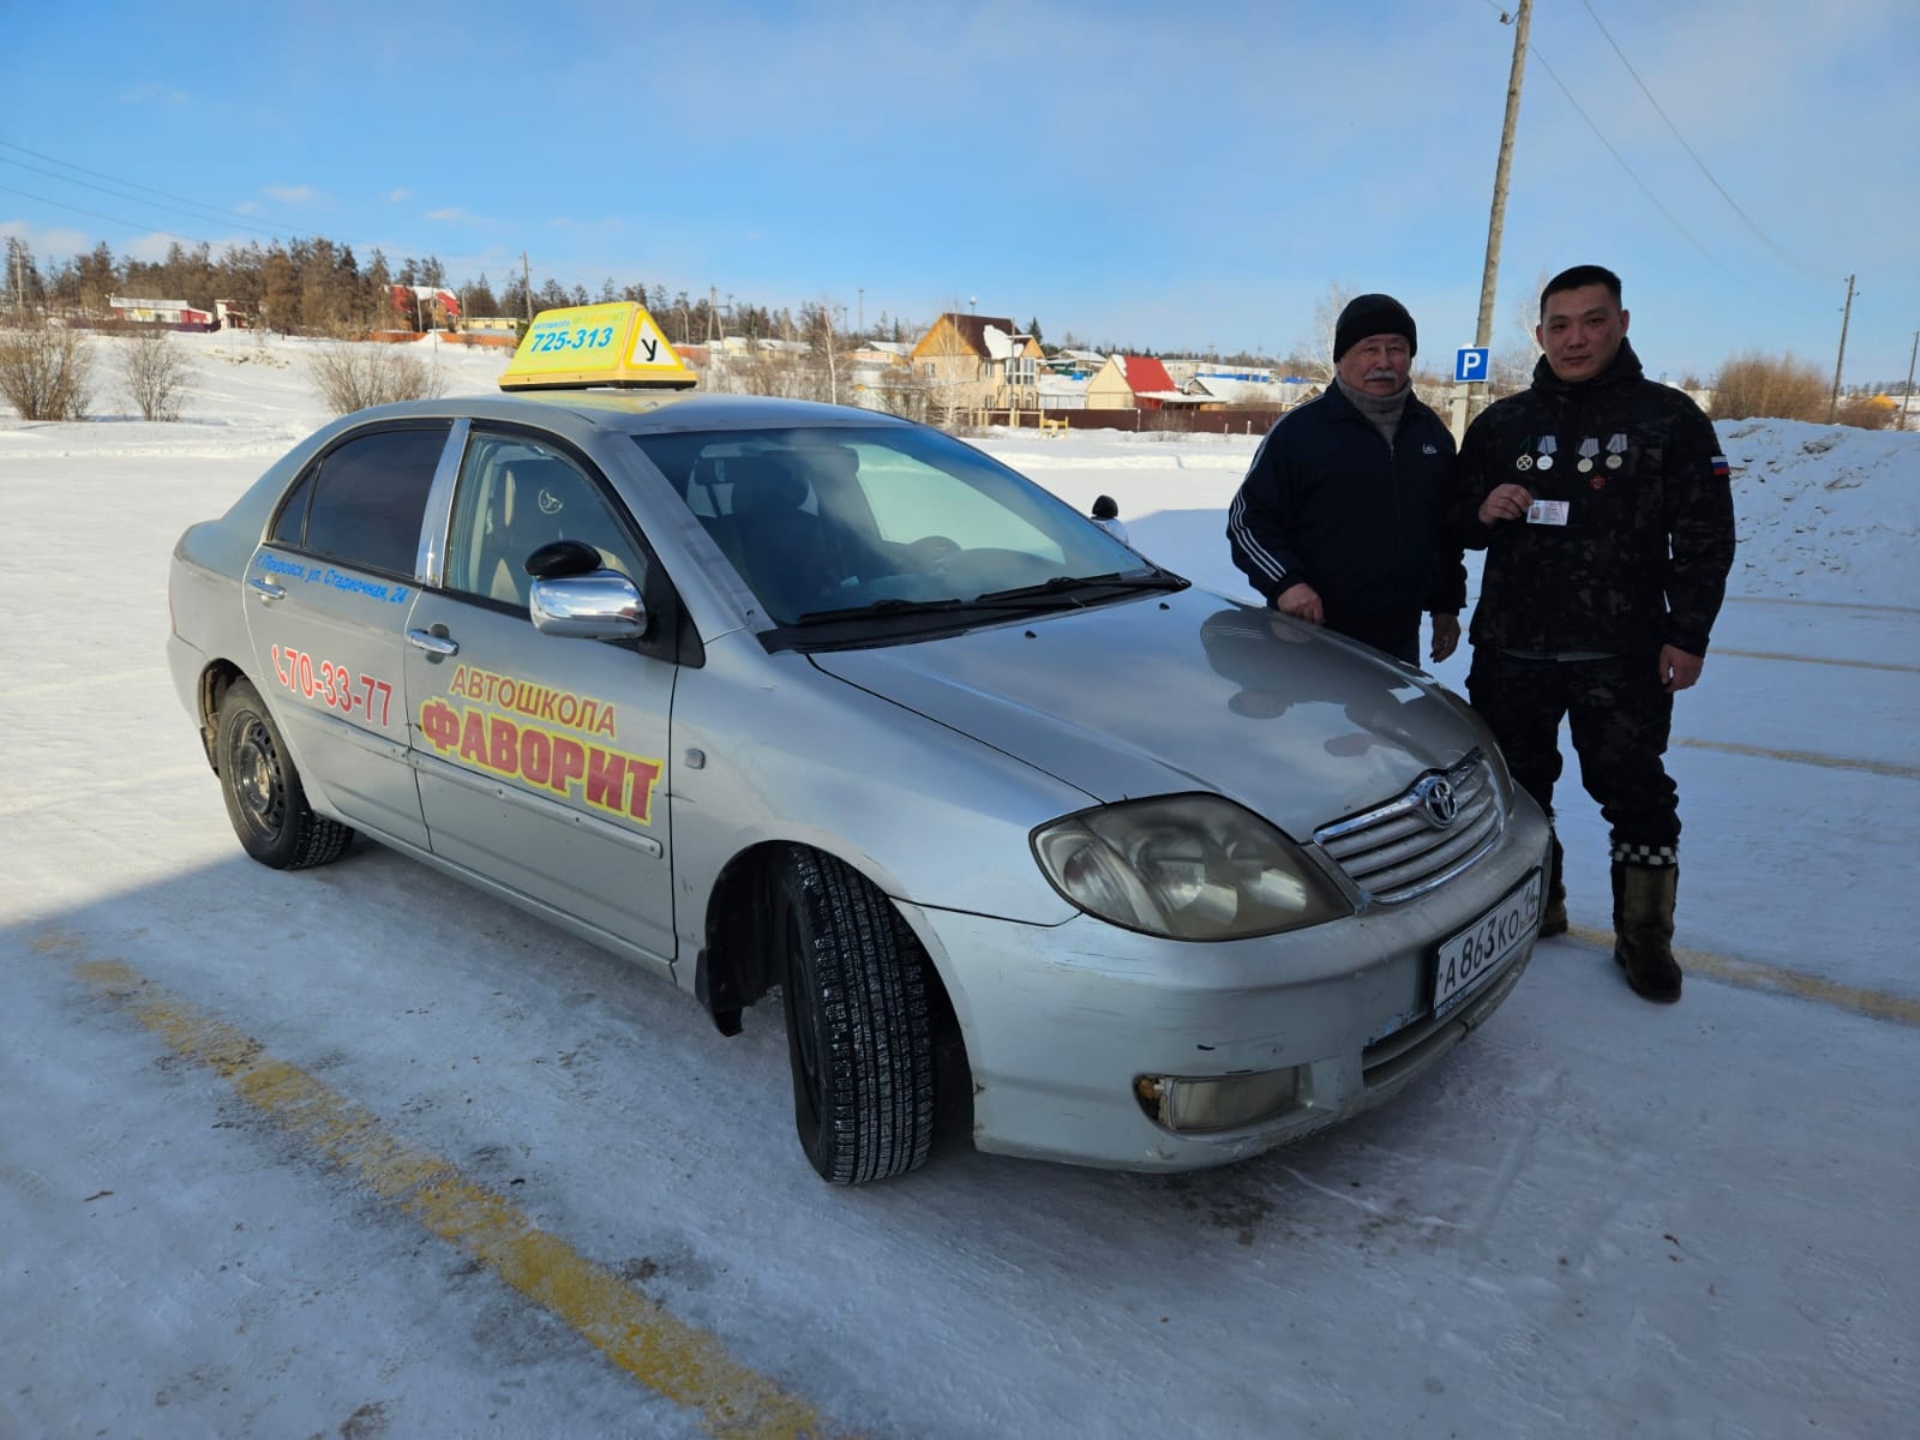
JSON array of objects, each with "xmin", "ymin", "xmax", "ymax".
[
  {"xmin": 1430, "ymin": 614, "xmax": 1461, "ymax": 664},
  {"xmin": 1658, "ymin": 645, "xmax": 1704, "ymax": 692}
]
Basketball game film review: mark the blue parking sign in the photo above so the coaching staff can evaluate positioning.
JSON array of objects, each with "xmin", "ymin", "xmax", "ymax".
[{"xmin": 1455, "ymin": 347, "xmax": 1490, "ymax": 383}]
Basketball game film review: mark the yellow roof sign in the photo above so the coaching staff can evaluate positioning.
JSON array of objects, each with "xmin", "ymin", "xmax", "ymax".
[{"xmin": 499, "ymin": 302, "xmax": 698, "ymax": 391}]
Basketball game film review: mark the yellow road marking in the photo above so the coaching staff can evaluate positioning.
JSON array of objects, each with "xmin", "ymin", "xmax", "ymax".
[
  {"xmin": 1715, "ymin": 648, "xmax": 1920, "ymax": 675},
  {"xmin": 66, "ymin": 951, "xmax": 827, "ymax": 1440},
  {"xmin": 1562, "ymin": 925, "xmax": 1920, "ymax": 1027},
  {"xmin": 1672, "ymin": 737, "xmax": 1920, "ymax": 780}
]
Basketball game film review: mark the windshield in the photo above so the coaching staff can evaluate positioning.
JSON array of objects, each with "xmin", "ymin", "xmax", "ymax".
[{"xmin": 632, "ymin": 425, "xmax": 1162, "ymax": 628}]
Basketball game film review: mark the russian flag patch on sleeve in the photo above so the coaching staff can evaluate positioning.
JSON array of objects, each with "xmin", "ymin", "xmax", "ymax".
[{"xmin": 1711, "ymin": 455, "xmax": 1731, "ymax": 478}]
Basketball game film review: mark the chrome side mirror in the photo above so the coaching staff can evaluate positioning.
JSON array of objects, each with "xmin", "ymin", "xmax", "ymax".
[{"xmin": 529, "ymin": 571, "xmax": 649, "ymax": 640}]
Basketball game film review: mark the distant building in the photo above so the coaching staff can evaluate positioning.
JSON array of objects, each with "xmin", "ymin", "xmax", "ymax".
[
  {"xmin": 390, "ymin": 285, "xmax": 461, "ymax": 332},
  {"xmin": 1087, "ymin": 354, "xmax": 1194, "ymax": 410},
  {"xmin": 910, "ymin": 312, "xmax": 1046, "ymax": 413},
  {"xmin": 109, "ymin": 296, "xmax": 216, "ymax": 331}
]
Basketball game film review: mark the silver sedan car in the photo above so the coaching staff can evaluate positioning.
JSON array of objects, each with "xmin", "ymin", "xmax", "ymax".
[{"xmin": 167, "ymin": 378, "xmax": 1548, "ymax": 1184}]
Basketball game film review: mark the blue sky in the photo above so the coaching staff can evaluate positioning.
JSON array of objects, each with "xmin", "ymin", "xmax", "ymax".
[{"xmin": 5, "ymin": 0, "xmax": 1917, "ymax": 382}]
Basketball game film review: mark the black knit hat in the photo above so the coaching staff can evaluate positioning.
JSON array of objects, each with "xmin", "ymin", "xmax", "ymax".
[{"xmin": 1334, "ymin": 293, "xmax": 1417, "ymax": 362}]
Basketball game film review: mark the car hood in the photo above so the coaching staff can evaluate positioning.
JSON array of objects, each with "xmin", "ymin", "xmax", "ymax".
[{"xmin": 809, "ymin": 590, "xmax": 1480, "ymax": 837}]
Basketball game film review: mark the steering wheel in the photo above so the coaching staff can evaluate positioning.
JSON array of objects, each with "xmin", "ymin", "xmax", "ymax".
[{"xmin": 906, "ymin": 535, "xmax": 960, "ymax": 567}]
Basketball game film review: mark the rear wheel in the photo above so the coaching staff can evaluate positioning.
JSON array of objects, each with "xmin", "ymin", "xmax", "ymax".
[
  {"xmin": 215, "ymin": 679, "xmax": 354, "ymax": 870},
  {"xmin": 775, "ymin": 849, "xmax": 935, "ymax": 1184}
]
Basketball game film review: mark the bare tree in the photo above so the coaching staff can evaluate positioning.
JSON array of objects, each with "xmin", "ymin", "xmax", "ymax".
[
  {"xmin": 121, "ymin": 324, "xmax": 194, "ymax": 420},
  {"xmin": 1296, "ymin": 280, "xmax": 1355, "ymax": 384},
  {"xmin": 1708, "ymin": 352, "xmax": 1826, "ymax": 423},
  {"xmin": 1491, "ymin": 267, "xmax": 1550, "ymax": 395},
  {"xmin": 0, "ymin": 317, "xmax": 93, "ymax": 420},
  {"xmin": 309, "ymin": 339, "xmax": 446, "ymax": 416}
]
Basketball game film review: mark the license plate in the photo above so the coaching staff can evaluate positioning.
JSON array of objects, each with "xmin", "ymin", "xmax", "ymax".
[{"xmin": 1432, "ymin": 871, "xmax": 1541, "ymax": 1019}]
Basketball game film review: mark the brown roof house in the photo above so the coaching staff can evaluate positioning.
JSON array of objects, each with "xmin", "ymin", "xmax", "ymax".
[{"xmin": 911, "ymin": 312, "xmax": 1046, "ymax": 422}]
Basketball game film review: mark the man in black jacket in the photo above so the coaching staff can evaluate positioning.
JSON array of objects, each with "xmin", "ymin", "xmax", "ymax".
[
  {"xmin": 1453, "ymin": 264, "xmax": 1735, "ymax": 1002},
  {"xmin": 1227, "ymin": 293, "xmax": 1465, "ymax": 667}
]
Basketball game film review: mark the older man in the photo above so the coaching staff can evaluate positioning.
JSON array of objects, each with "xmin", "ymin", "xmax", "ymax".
[
  {"xmin": 1452, "ymin": 264, "xmax": 1735, "ymax": 1002},
  {"xmin": 1227, "ymin": 293, "xmax": 1464, "ymax": 666}
]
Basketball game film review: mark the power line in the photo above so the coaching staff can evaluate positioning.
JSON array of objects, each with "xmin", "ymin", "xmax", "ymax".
[
  {"xmin": 1522, "ymin": 42, "xmax": 1750, "ymax": 287},
  {"xmin": 0, "ymin": 181, "xmax": 208, "ymax": 249},
  {"xmin": 0, "ymin": 153, "xmax": 293, "ymax": 243},
  {"xmin": 0, "ymin": 139, "xmax": 305, "ymax": 240},
  {"xmin": 0, "ymin": 137, "xmax": 556, "ymax": 287},
  {"xmin": 1577, "ymin": 0, "xmax": 1809, "ymax": 277}
]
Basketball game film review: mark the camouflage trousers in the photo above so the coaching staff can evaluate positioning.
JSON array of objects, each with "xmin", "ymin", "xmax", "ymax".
[{"xmin": 1466, "ymin": 650, "xmax": 1680, "ymax": 866}]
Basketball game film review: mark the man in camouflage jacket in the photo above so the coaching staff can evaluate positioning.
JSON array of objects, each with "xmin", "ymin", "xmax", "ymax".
[{"xmin": 1451, "ymin": 264, "xmax": 1735, "ymax": 1002}]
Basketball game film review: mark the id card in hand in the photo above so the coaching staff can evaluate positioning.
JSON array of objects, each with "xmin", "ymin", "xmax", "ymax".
[{"xmin": 1527, "ymin": 499, "xmax": 1570, "ymax": 526}]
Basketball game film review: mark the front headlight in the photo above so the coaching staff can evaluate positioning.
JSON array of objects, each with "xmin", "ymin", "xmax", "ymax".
[{"xmin": 1031, "ymin": 795, "xmax": 1352, "ymax": 940}]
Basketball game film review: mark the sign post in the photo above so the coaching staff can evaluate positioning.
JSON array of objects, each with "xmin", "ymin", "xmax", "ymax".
[{"xmin": 1449, "ymin": 347, "xmax": 1492, "ymax": 445}]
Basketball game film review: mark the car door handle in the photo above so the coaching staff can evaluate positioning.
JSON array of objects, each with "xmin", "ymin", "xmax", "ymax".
[
  {"xmin": 406, "ymin": 628, "xmax": 459, "ymax": 657},
  {"xmin": 248, "ymin": 576, "xmax": 287, "ymax": 603}
]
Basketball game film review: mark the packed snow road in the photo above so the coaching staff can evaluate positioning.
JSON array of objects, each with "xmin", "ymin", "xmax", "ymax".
[{"xmin": 3, "ymin": 429, "xmax": 1917, "ymax": 1439}]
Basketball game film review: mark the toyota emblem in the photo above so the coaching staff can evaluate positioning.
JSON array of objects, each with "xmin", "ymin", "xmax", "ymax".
[{"xmin": 1418, "ymin": 776, "xmax": 1459, "ymax": 828}]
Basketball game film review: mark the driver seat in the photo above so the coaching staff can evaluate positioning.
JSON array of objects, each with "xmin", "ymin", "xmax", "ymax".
[{"xmin": 727, "ymin": 454, "xmax": 844, "ymax": 620}]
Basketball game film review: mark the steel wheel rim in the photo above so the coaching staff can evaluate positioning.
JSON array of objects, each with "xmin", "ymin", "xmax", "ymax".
[{"xmin": 232, "ymin": 716, "xmax": 286, "ymax": 839}]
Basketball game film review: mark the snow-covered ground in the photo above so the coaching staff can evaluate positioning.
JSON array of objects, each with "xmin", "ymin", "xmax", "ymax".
[{"xmin": 2, "ymin": 331, "xmax": 1916, "ymax": 1439}]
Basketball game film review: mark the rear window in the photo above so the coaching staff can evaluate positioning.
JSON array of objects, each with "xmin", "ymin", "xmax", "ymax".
[{"xmin": 277, "ymin": 424, "xmax": 450, "ymax": 577}]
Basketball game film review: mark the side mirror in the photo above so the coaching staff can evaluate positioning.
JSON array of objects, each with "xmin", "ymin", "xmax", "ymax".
[
  {"xmin": 1090, "ymin": 495, "xmax": 1130, "ymax": 545},
  {"xmin": 529, "ymin": 571, "xmax": 649, "ymax": 641}
]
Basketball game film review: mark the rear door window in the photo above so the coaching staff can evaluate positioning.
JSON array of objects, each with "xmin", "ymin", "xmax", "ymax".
[{"xmin": 278, "ymin": 424, "xmax": 451, "ymax": 577}]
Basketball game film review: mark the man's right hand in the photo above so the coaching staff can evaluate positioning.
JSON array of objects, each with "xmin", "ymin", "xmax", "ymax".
[
  {"xmin": 1478, "ymin": 484, "xmax": 1534, "ymax": 525},
  {"xmin": 1274, "ymin": 583, "xmax": 1324, "ymax": 626}
]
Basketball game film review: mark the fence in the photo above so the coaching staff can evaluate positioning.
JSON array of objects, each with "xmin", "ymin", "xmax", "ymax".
[{"xmin": 980, "ymin": 407, "xmax": 1285, "ymax": 436}]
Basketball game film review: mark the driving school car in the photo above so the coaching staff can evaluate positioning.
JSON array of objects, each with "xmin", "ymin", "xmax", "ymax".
[{"xmin": 166, "ymin": 302, "xmax": 1549, "ymax": 1185}]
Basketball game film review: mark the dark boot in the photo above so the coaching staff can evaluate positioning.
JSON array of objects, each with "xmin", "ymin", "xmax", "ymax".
[
  {"xmin": 1611, "ymin": 861, "xmax": 1682, "ymax": 1002},
  {"xmin": 1540, "ymin": 831, "xmax": 1567, "ymax": 937}
]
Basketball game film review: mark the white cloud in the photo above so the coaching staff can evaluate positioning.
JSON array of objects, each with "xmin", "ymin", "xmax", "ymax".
[
  {"xmin": 425, "ymin": 207, "xmax": 470, "ymax": 222},
  {"xmin": 0, "ymin": 222, "xmax": 91, "ymax": 256},
  {"xmin": 386, "ymin": 188, "xmax": 411, "ymax": 203},
  {"xmin": 263, "ymin": 185, "xmax": 312, "ymax": 203},
  {"xmin": 124, "ymin": 231, "xmax": 179, "ymax": 263}
]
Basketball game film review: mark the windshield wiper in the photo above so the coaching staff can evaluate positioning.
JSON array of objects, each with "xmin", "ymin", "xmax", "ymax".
[
  {"xmin": 789, "ymin": 596, "xmax": 969, "ymax": 625},
  {"xmin": 973, "ymin": 570, "xmax": 1190, "ymax": 607}
]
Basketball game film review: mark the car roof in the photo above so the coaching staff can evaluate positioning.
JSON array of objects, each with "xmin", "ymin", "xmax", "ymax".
[{"xmin": 364, "ymin": 391, "xmax": 919, "ymax": 438}]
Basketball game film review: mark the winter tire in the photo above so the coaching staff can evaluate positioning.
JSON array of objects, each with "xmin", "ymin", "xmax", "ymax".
[
  {"xmin": 215, "ymin": 679, "xmax": 354, "ymax": 870},
  {"xmin": 776, "ymin": 848, "xmax": 936, "ymax": 1184}
]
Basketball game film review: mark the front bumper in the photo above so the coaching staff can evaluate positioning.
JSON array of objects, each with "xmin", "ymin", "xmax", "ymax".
[{"xmin": 905, "ymin": 796, "xmax": 1550, "ymax": 1171}]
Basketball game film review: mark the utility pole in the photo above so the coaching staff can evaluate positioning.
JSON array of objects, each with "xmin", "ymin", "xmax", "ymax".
[
  {"xmin": 857, "ymin": 287, "xmax": 864, "ymax": 336},
  {"xmin": 1900, "ymin": 329, "xmax": 1918, "ymax": 432},
  {"xmin": 1456, "ymin": 0, "xmax": 1531, "ymax": 439},
  {"xmin": 521, "ymin": 252, "xmax": 533, "ymax": 324},
  {"xmin": 1827, "ymin": 274, "xmax": 1856, "ymax": 424}
]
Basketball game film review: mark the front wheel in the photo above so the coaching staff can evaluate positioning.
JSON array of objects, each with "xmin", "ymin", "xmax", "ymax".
[
  {"xmin": 776, "ymin": 849, "xmax": 936, "ymax": 1184},
  {"xmin": 214, "ymin": 679, "xmax": 354, "ymax": 870}
]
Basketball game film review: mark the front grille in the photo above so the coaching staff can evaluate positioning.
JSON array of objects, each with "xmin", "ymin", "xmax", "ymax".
[{"xmin": 1314, "ymin": 751, "xmax": 1504, "ymax": 905}]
